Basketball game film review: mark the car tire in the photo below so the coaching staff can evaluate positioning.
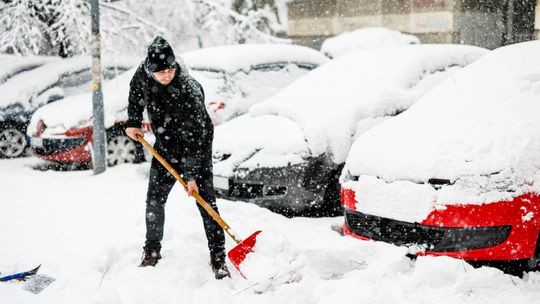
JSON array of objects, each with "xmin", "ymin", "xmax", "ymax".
[
  {"xmin": 0, "ymin": 122, "xmax": 27, "ymax": 158},
  {"xmin": 106, "ymin": 127, "xmax": 145, "ymax": 166}
]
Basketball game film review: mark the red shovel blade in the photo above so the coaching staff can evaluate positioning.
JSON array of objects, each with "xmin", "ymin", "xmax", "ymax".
[{"xmin": 227, "ymin": 230, "xmax": 262, "ymax": 276}]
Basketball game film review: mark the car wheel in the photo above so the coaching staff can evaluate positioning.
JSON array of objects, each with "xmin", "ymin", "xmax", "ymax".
[
  {"xmin": 106, "ymin": 134, "xmax": 140, "ymax": 166},
  {"xmin": 0, "ymin": 124, "xmax": 27, "ymax": 158}
]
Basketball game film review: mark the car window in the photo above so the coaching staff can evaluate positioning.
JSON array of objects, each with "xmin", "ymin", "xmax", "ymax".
[
  {"xmin": 33, "ymin": 66, "xmax": 129, "ymax": 105},
  {"xmin": 58, "ymin": 66, "xmax": 128, "ymax": 97},
  {"xmin": 229, "ymin": 63, "xmax": 313, "ymax": 113},
  {"xmin": 193, "ymin": 70, "xmax": 241, "ymax": 103}
]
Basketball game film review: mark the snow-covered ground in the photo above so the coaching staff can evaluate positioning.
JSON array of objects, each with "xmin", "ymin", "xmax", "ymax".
[{"xmin": 2, "ymin": 157, "xmax": 540, "ymax": 303}]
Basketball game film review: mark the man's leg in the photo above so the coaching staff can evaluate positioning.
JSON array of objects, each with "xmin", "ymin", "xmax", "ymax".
[
  {"xmin": 141, "ymin": 157, "xmax": 175, "ymax": 266},
  {"xmin": 195, "ymin": 169, "xmax": 229, "ymax": 278}
]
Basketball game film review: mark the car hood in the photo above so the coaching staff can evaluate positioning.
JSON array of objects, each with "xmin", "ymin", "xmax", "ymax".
[
  {"xmin": 213, "ymin": 114, "xmax": 310, "ymax": 178},
  {"xmin": 344, "ymin": 41, "xmax": 540, "ymax": 192}
]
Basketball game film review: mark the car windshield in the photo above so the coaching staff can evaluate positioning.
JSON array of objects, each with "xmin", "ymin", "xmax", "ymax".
[{"xmin": 227, "ymin": 63, "xmax": 314, "ymax": 118}]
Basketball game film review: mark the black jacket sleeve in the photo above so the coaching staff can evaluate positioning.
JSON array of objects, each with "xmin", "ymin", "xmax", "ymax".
[
  {"xmin": 181, "ymin": 77, "xmax": 213, "ymax": 181},
  {"xmin": 126, "ymin": 66, "xmax": 147, "ymax": 128}
]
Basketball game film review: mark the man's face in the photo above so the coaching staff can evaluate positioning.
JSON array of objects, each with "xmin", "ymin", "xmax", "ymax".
[{"xmin": 152, "ymin": 67, "xmax": 176, "ymax": 85}]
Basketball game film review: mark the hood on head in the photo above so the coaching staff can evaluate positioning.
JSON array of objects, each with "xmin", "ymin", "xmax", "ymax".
[{"xmin": 144, "ymin": 36, "xmax": 176, "ymax": 73}]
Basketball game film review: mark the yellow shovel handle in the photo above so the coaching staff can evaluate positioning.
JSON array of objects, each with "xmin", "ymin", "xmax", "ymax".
[{"xmin": 136, "ymin": 134, "xmax": 242, "ymax": 244}]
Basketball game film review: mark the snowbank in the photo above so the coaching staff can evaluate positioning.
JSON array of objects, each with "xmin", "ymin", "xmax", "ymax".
[
  {"xmin": 343, "ymin": 40, "xmax": 540, "ymax": 222},
  {"xmin": 321, "ymin": 27, "xmax": 420, "ymax": 58},
  {"xmin": 1, "ymin": 158, "xmax": 540, "ymax": 303}
]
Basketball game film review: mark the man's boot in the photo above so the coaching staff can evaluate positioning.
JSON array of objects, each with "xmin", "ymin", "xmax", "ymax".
[
  {"xmin": 210, "ymin": 251, "xmax": 231, "ymax": 280},
  {"xmin": 140, "ymin": 245, "xmax": 162, "ymax": 267}
]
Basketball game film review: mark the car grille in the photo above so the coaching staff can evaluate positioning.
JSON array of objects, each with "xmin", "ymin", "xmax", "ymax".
[
  {"xmin": 217, "ymin": 182, "xmax": 288, "ymax": 200},
  {"xmin": 345, "ymin": 210, "xmax": 447, "ymax": 250},
  {"xmin": 229, "ymin": 183, "xmax": 264, "ymax": 199},
  {"xmin": 33, "ymin": 137, "xmax": 86, "ymax": 155},
  {"xmin": 345, "ymin": 210, "xmax": 511, "ymax": 252}
]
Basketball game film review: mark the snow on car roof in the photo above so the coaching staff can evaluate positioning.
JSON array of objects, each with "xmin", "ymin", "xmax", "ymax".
[
  {"xmin": 0, "ymin": 55, "xmax": 136, "ymax": 111},
  {"xmin": 248, "ymin": 44, "xmax": 487, "ymax": 165},
  {"xmin": 342, "ymin": 41, "xmax": 540, "ymax": 220},
  {"xmin": 0, "ymin": 55, "xmax": 58, "ymax": 84},
  {"xmin": 181, "ymin": 43, "xmax": 329, "ymax": 73},
  {"xmin": 345, "ymin": 40, "xmax": 540, "ymax": 184},
  {"xmin": 321, "ymin": 27, "xmax": 420, "ymax": 58}
]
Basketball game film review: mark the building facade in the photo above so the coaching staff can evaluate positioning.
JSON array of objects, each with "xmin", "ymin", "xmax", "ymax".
[{"xmin": 288, "ymin": 0, "xmax": 539, "ymax": 49}]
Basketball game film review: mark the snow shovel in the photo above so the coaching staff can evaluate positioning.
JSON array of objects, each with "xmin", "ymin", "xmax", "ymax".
[{"xmin": 136, "ymin": 135, "xmax": 261, "ymax": 277}]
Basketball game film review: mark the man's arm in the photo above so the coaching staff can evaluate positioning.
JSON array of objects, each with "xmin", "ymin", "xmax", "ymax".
[
  {"xmin": 182, "ymin": 78, "xmax": 212, "ymax": 183},
  {"xmin": 125, "ymin": 68, "xmax": 146, "ymax": 140}
]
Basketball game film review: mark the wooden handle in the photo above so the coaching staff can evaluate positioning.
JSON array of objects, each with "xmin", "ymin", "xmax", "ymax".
[{"xmin": 136, "ymin": 134, "xmax": 242, "ymax": 244}]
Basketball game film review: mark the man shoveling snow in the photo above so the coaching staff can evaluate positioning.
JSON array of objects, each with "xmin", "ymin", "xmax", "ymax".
[{"xmin": 125, "ymin": 36, "xmax": 230, "ymax": 279}]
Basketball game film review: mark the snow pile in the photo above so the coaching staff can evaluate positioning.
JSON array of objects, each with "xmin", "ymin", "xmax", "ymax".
[
  {"xmin": 321, "ymin": 27, "xmax": 420, "ymax": 58},
  {"xmin": 182, "ymin": 44, "xmax": 328, "ymax": 74},
  {"xmin": 246, "ymin": 44, "xmax": 486, "ymax": 166},
  {"xmin": 2, "ymin": 157, "xmax": 540, "ymax": 303},
  {"xmin": 343, "ymin": 40, "xmax": 540, "ymax": 222}
]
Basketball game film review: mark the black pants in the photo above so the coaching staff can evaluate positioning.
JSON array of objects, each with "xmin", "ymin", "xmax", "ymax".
[{"xmin": 144, "ymin": 157, "xmax": 225, "ymax": 256}]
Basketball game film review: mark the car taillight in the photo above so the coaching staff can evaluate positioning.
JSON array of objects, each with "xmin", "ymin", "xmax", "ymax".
[
  {"xmin": 208, "ymin": 101, "xmax": 225, "ymax": 111},
  {"xmin": 34, "ymin": 120, "xmax": 46, "ymax": 137},
  {"xmin": 142, "ymin": 121, "xmax": 152, "ymax": 132},
  {"xmin": 64, "ymin": 126, "xmax": 93, "ymax": 138},
  {"xmin": 341, "ymin": 187, "xmax": 357, "ymax": 211}
]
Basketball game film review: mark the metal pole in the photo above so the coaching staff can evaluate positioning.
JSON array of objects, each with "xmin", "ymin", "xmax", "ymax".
[
  {"xmin": 91, "ymin": 0, "xmax": 106, "ymax": 174},
  {"xmin": 507, "ymin": 0, "xmax": 515, "ymax": 45}
]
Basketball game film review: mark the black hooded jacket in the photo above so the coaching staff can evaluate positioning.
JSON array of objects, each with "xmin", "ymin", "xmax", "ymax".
[{"xmin": 126, "ymin": 58, "xmax": 213, "ymax": 182}]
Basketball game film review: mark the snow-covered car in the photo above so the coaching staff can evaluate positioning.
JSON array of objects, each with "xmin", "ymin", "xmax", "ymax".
[
  {"xmin": 0, "ymin": 55, "xmax": 58, "ymax": 84},
  {"xmin": 320, "ymin": 27, "xmax": 420, "ymax": 58},
  {"xmin": 212, "ymin": 44, "xmax": 487, "ymax": 215},
  {"xmin": 182, "ymin": 43, "xmax": 329, "ymax": 124},
  {"xmin": 0, "ymin": 56, "xmax": 133, "ymax": 158},
  {"xmin": 27, "ymin": 44, "xmax": 328, "ymax": 166},
  {"xmin": 340, "ymin": 40, "xmax": 540, "ymax": 271}
]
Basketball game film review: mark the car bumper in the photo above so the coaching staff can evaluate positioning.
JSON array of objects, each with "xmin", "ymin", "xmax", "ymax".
[
  {"xmin": 32, "ymin": 136, "xmax": 91, "ymax": 163},
  {"xmin": 213, "ymin": 162, "xmax": 333, "ymax": 213},
  {"xmin": 341, "ymin": 187, "xmax": 540, "ymax": 261}
]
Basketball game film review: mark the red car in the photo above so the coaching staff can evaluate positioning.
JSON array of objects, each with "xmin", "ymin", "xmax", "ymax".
[{"xmin": 340, "ymin": 40, "xmax": 540, "ymax": 273}]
